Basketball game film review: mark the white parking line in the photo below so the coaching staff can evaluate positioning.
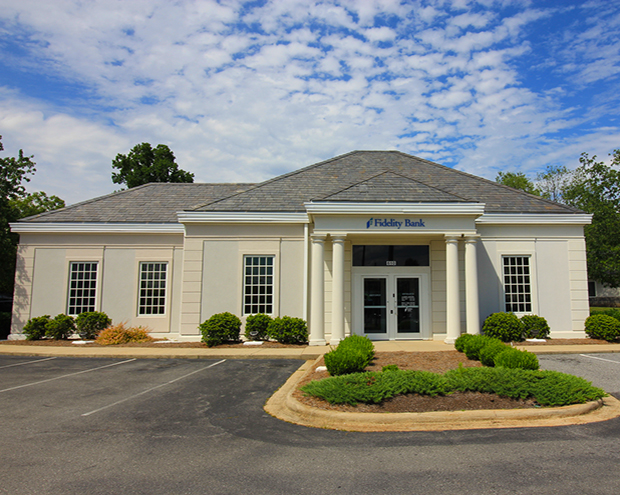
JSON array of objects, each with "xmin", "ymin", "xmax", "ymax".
[
  {"xmin": 0, "ymin": 357, "xmax": 57, "ymax": 369},
  {"xmin": 579, "ymin": 354, "xmax": 620, "ymax": 364},
  {"xmin": 0, "ymin": 359, "xmax": 137, "ymax": 393},
  {"xmin": 81, "ymin": 359, "xmax": 227, "ymax": 417}
]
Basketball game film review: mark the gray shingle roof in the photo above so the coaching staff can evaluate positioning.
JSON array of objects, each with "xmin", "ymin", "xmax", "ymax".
[
  {"xmin": 21, "ymin": 151, "xmax": 580, "ymax": 224},
  {"xmin": 195, "ymin": 151, "xmax": 579, "ymax": 214},
  {"xmin": 23, "ymin": 183, "xmax": 254, "ymax": 223}
]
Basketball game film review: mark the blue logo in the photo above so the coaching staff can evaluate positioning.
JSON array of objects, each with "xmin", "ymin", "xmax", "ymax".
[{"xmin": 366, "ymin": 218, "xmax": 374, "ymax": 229}]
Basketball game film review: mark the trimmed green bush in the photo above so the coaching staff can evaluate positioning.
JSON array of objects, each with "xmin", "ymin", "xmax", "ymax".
[
  {"xmin": 22, "ymin": 315, "xmax": 51, "ymax": 341},
  {"xmin": 479, "ymin": 340, "xmax": 509, "ymax": 367},
  {"xmin": 382, "ymin": 364, "xmax": 400, "ymax": 372},
  {"xmin": 244, "ymin": 313, "xmax": 272, "ymax": 341},
  {"xmin": 45, "ymin": 314, "xmax": 76, "ymax": 340},
  {"xmin": 266, "ymin": 316, "xmax": 308, "ymax": 344},
  {"xmin": 585, "ymin": 314, "xmax": 620, "ymax": 342},
  {"xmin": 200, "ymin": 312, "xmax": 242, "ymax": 347},
  {"xmin": 454, "ymin": 333, "xmax": 476, "ymax": 353},
  {"xmin": 323, "ymin": 335, "xmax": 375, "ymax": 376},
  {"xmin": 482, "ymin": 312, "xmax": 525, "ymax": 342},
  {"xmin": 463, "ymin": 335, "xmax": 500, "ymax": 361},
  {"xmin": 590, "ymin": 308, "xmax": 620, "ymax": 323},
  {"xmin": 521, "ymin": 314, "xmax": 550, "ymax": 339},
  {"xmin": 494, "ymin": 347, "xmax": 540, "ymax": 370},
  {"xmin": 75, "ymin": 311, "xmax": 111, "ymax": 340}
]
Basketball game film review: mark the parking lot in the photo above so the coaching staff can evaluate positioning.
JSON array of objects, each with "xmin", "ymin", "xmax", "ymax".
[{"xmin": 1, "ymin": 353, "xmax": 620, "ymax": 495}]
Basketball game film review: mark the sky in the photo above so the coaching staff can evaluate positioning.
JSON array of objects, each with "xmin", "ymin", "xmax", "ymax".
[{"xmin": 1, "ymin": 0, "xmax": 620, "ymax": 206}]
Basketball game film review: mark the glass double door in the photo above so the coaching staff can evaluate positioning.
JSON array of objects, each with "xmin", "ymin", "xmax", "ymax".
[{"xmin": 362, "ymin": 275, "xmax": 421, "ymax": 339}]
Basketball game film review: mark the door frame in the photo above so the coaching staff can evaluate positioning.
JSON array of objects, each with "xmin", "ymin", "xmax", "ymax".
[{"xmin": 352, "ymin": 267, "xmax": 431, "ymax": 340}]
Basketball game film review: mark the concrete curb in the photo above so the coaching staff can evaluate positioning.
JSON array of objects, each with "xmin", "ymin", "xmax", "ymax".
[{"xmin": 264, "ymin": 359, "xmax": 620, "ymax": 432}]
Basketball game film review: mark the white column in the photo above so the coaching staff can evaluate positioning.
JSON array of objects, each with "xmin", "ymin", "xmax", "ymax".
[
  {"xmin": 465, "ymin": 236, "xmax": 481, "ymax": 335},
  {"xmin": 330, "ymin": 235, "xmax": 346, "ymax": 345},
  {"xmin": 309, "ymin": 234, "xmax": 326, "ymax": 346},
  {"xmin": 445, "ymin": 235, "xmax": 461, "ymax": 344}
]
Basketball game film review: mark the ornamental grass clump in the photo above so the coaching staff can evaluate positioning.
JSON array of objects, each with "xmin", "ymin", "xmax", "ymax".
[
  {"xmin": 482, "ymin": 312, "xmax": 525, "ymax": 342},
  {"xmin": 95, "ymin": 322, "xmax": 154, "ymax": 345},
  {"xmin": 585, "ymin": 314, "xmax": 620, "ymax": 342},
  {"xmin": 243, "ymin": 313, "xmax": 272, "ymax": 341},
  {"xmin": 200, "ymin": 312, "xmax": 242, "ymax": 347}
]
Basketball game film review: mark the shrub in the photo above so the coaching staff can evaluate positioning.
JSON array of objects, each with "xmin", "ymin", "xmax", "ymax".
[
  {"xmin": 382, "ymin": 364, "xmax": 400, "ymax": 372},
  {"xmin": 479, "ymin": 340, "xmax": 509, "ymax": 367},
  {"xmin": 521, "ymin": 314, "xmax": 550, "ymax": 339},
  {"xmin": 482, "ymin": 312, "xmax": 525, "ymax": 342},
  {"xmin": 323, "ymin": 335, "xmax": 375, "ymax": 376},
  {"xmin": 463, "ymin": 335, "xmax": 501, "ymax": 361},
  {"xmin": 95, "ymin": 322, "xmax": 153, "ymax": 345},
  {"xmin": 590, "ymin": 308, "xmax": 620, "ymax": 323},
  {"xmin": 200, "ymin": 312, "xmax": 242, "ymax": 347},
  {"xmin": 22, "ymin": 315, "xmax": 51, "ymax": 341},
  {"xmin": 45, "ymin": 314, "xmax": 76, "ymax": 340},
  {"xmin": 243, "ymin": 313, "xmax": 272, "ymax": 341},
  {"xmin": 75, "ymin": 311, "xmax": 112, "ymax": 340},
  {"xmin": 494, "ymin": 347, "xmax": 540, "ymax": 370},
  {"xmin": 585, "ymin": 314, "xmax": 620, "ymax": 342},
  {"xmin": 454, "ymin": 333, "xmax": 476, "ymax": 353},
  {"xmin": 266, "ymin": 316, "xmax": 308, "ymax": 344}
]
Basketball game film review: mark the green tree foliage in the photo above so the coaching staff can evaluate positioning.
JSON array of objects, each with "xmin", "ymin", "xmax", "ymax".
[
  {"xmin": 495, "ymin": 171, "xmax": 540, "ymax": 195},
  {"xmin": 563, "ymin": 150, "xmax": 620, "ymax": 287},
  {"xmin": 111, "ymin": 143, "xmax": 194, "ymax": 189},
  {"xmin": 0, "ymin": 136, "xmax": 64, "ymax": 296}
]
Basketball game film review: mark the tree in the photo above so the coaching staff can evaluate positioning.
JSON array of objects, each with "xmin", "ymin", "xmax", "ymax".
[
  {"xmin": 111, "ymin": 143, "xmax": 194, "ymax": 189},
  {"xmin": 495, "ymin": 171, "xmax": 540, "ymax": 195},
  {"xmin": 563, "ymin": 150, "xmax": 620, "ymax": 287},
  {"xmin": 536, "ymin": 165, "xmax": 572, "ymax": 202},
  {"xmin": 0, "ymin": 136, "xmax": 64, "ymax": 296}
]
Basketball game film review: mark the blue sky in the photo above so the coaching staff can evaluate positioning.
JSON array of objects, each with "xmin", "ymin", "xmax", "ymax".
[{"xmin": 1, "ymin": 0, "xmax": 620, "ymax": 205}]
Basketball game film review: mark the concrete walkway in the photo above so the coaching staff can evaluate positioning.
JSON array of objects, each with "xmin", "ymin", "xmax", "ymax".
[{"xmin": 0, "ymin": 339, "xmax": 618, "ymax": 360}]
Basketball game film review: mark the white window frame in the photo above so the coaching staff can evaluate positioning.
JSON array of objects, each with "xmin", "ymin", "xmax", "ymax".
[
  {"xmin": 137, "ymin": 262, "xmax": 168, "ymax": 316},
  {"xmin": 502, "ymin": 255, "xmax": 533, "ymax": 314},
  {"xmin": 242, "ymin": 255, "xmax": 275, "ymax": 316},
  {"xmin": 67, "ymin": 261, "xmax": 99, "ymax": 315}
]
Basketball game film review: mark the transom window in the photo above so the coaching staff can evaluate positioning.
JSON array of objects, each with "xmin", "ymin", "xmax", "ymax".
[
  {"xmin": 67, "ymin": 262, "xmax": 98, "ymax": 315},
  {"xmin": 503, "ymin": 256, "xmax": 532, "ymax": 313},
  {"xmin": 138, "ymin": 262, "xmax": 167, "ymax": 315},
  {"xmin": 353, "ymin": 245, "xmax": 429, "ymax": 267},
  {"xmin": 243, "ymin": 256, "xmax": 274, "ymax": 315}
]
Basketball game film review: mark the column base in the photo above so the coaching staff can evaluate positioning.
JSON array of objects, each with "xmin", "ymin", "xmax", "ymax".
[
  {"xmin": 309, "ymin": 339, "xmax": 327, "ymax": 346},
  {"xmin": 329, "ymin": 337, "xmax": 342, "ymax": 346},
  {"xmin": 444, "ymin": 337, "xmax": 456, "ymax": 344}
]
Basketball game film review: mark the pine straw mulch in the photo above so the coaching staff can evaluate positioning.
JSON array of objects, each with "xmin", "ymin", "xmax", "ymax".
[{"xmin": 294, "ymin": 351, "xmax": 538, "ymax": 414}]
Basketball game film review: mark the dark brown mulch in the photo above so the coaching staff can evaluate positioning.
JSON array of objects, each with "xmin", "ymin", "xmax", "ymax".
[{"xmin": 293, "ymin": 351, "xmax": 540, "ymax": 413}]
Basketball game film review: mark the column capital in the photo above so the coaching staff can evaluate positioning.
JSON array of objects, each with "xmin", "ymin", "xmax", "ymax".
[
  {"xmin": 330, "ymin": 234, "xmax": 347, "ymax": 244},
  {"xmin": 311, "ymin": 234, "xmax": 327, "ymax": 243},
  {"xmin": 445, "ymin": 234, "xmax": 460, "ymax": 243},
  {"xmin": 464, "ymin": 234, "xmax": 481, "ymax": 244}
]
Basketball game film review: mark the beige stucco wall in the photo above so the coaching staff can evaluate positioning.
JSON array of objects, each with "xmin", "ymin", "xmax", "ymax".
[
  {"xmin": 11, "ymin": 232, "xmax": 184, "ymax": 338},
  {"xmin": 178, "ymin": 223, "xmax": 306, "ymax": 339}
]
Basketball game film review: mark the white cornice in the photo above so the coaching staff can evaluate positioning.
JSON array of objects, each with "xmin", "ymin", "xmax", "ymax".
[
  {"xmin": 304, "ymin": 202, "xmax": 486, "ymax": 215},
  {"xmin": 476, "ymin": 213, "xmax": 593, "ymax": 225},
  {"xmin": 178, "ymin": 212, "xmax": 310, "ymax": 224},
  {"xmin": 10, "ymin": 223, "xmax": 185, "ymax": 234}
]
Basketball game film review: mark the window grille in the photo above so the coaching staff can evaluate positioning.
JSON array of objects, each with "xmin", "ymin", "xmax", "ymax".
[
  {"xmin": 503, "ymin": 256, "xmax": 532, "ymax": 313},
  {"xmin": 243, "ymin": 256, "xmax": 274, "ymax": 315},
  {"xmin": 138, "ymin": 262, "xmax": 167, "ymax": 315},
  {"xmin": 67, "ymin": 262, "xmax": 98, "ymax": 315}
]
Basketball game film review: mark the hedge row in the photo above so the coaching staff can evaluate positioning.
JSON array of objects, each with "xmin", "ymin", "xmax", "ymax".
[
  {"xmin": 199, "ymin": 312, "xmax": 308, "ymax": 347},
  {"xmin": 482, "ymin": 312, "xmax": 550, "ymax": 342},
  {"xmin": 455, "ymin": 333, "xmax": 539, "ymax": 370},
  {"xmin": 22, "ymin": 311, "xmax": 112, "ymax": 340}
]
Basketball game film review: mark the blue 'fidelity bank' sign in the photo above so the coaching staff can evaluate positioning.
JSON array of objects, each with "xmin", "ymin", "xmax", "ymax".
[{"xmin": 366, "ymin": 218, "xmax": 426, "ymax": 229}]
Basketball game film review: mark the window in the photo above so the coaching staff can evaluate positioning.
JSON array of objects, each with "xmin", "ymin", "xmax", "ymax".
[
  {"xmin": 243, "ymin": 256, "xmax": 274, "ymax": 315},
  {"xmin": 67, "ymin": 262, "xmax": 98, "ymax": 315},
  {"xmin": 353, "ymin": 245, "xmax": 429, "ymax": 267},
  {"xmin": 503, "ymin": 256, "xmax": 532, "ymax": 313},
  {"xmin": 138, "ymin": 262, "xmax": 167, "ymax": 315}
]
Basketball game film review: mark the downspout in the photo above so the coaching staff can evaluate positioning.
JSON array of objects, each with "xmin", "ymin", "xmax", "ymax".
[{"xmin": 303, "ymin": 222, "xmax": 309, "ymax": 321}]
